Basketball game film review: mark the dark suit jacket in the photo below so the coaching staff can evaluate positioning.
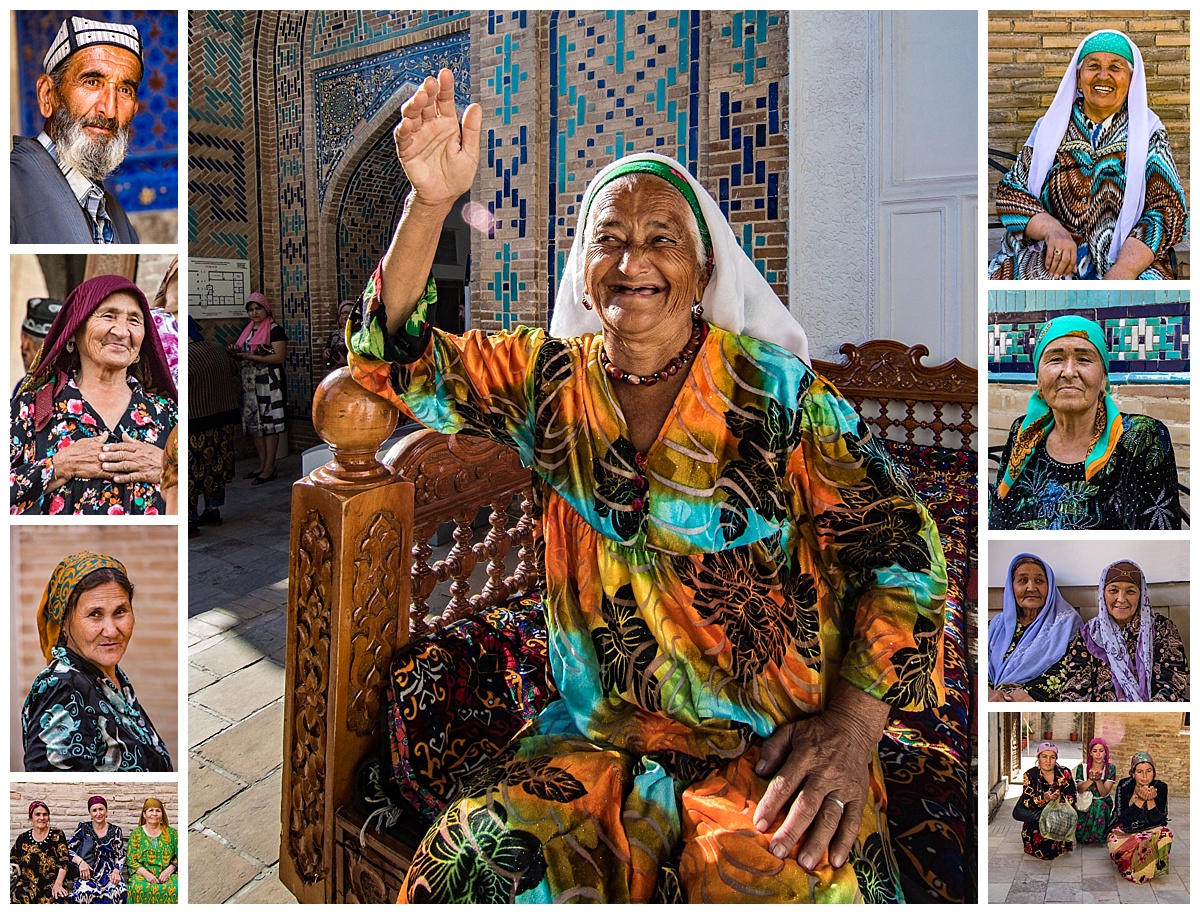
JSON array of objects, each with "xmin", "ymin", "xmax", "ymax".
[{"xmin": 11, "ymin": 135, "xmax": 139, "ymax": 244}]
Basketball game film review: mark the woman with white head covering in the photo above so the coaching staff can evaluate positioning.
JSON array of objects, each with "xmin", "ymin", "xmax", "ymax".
[
  {"xmin": 348, "ymin": 69, "xmax": 945, "ymax": 903},
  {"xmin": 989, "ymin": 29, "xmax": 1187, "ymax": 280}
]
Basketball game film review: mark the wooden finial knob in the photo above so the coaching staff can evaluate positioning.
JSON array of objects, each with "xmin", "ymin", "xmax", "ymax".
[{"xmin": 310, "ymin": 367, "xmax": 398, "ymax": 487}]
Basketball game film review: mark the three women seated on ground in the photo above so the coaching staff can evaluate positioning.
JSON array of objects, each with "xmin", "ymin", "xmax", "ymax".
[
  {"xmin": 988, "ymin": 555, "xmax": 1188, "ymax": 703},
  {"xmin": 1015, "ymin": 742, "xmax": 1172, "ymax": 884}
]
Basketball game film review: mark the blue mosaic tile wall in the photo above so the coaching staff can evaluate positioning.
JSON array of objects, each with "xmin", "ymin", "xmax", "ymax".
[
  {"xmin": 989, "ymin": 303, "xmax": 1191, "ymax": 377},
  {"xmin": 309, "ymin": 11, "xmax": 469, "ymax": 60},
  {"xmin": 16, "ymin": 10, "xmax": 179, "ymax": 213}
]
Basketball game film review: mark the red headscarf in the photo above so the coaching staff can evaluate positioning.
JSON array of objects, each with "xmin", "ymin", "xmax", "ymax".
[
  {"xmin": 235, "ymin": 292, "xmax": 276, "ymax": 350},
  {"xmin": 17, "ymin": 274, "xmax": 176, "ymax": 432}
]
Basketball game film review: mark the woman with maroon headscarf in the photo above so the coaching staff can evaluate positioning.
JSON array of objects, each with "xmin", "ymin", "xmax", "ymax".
[
  {"xmin": 229, "ymin": 291, "xmax": 287, "ymax": 485},
  {"xmin": 10, "ymin": 274, "xmax": 177, "ymax": 515}
]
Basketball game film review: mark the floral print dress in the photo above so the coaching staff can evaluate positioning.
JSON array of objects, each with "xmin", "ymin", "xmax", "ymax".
[
  {"xmin": 1073, "ymin": 761, "xmax": 1116, "ymax": 843},
  {"xmin": 1059, "ymin": 612, "xmax": 1189, "ymax": 701},
  {"xmin": 348, "ymin": 271, "xmax": 947, "ymax": 903},
  {"xmin": 10, "ymin": 828, "xmax": 69, "ymax": 903},
  {"xmin": 1017, "ymin": 764, "xmax": 1077, "ymax": 859},
  {"xmin": 989, "ymin": 414, "xmax": 1182, "ymax": 530},
  {"xmin": 126, "ymin": 826, "xmax": 178, "ymax": 903},
  {"xmin": 10, "ymin": 375, "xmax": 176, "ymax": 515}
]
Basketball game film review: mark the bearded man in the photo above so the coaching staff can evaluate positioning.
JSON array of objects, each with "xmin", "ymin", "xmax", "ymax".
[{"xmin": 11, "ymin": 16, "xmax": 143, "ymax": 244}]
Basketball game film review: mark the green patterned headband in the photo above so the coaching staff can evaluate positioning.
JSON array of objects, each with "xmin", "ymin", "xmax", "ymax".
[
  {"xmin": 1078, "ymin": 32, "xmax": 1134, "ymax": 66},
  {"xmin": 585, "ymin": 159, "xmax": 713, "ymax": 271}
]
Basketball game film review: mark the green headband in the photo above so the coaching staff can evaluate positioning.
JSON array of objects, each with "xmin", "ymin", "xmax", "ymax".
[
  {"xmin": 1078, "ymin": 32, "xmax": 1134, "ymax": 67},
  {"xmin": 585, "ymin": 159, "xmax": 713, "ymax": 270},
  {"xmin": 1032, "ymin": 315, "xmax": 1110, "ymax": 373}
]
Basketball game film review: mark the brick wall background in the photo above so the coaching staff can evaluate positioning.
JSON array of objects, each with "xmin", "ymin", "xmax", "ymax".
[
  {"xmin": 189, "ymin": 11, "xmax": 792, "ymax": 447},
  {"xmin": 10, "ymin": 528, "xmax": 179, "ymax": 772},
  {"xmin": 988, "ymin": 10, "xmax": 1190, "ymax": 217},
  {"xmin": 1092, "ymin": 712, "xmax": 1190, "ymax": 791},
  {"xmin": 10, "ymin": 781, "xmax": 178, "ymax": 840}
]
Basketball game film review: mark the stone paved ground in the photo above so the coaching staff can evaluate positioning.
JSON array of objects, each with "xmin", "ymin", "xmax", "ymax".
[
  {"xmin": 187, "ymin": 454, "xmax": 299, "ymax": 904},
  {"xmin": 989, "ymin": 757, "xmax": 1190, "ymax": 905}
]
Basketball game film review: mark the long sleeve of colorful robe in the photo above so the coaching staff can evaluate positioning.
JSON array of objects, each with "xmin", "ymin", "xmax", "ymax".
[{"xmin": 349, "ymin": 267, "xmax": 947, "ymax": 904}]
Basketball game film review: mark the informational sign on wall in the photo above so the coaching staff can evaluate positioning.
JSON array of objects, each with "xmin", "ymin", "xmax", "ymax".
[{"xmin": 188, "ymin": 258, "xmax": 251, "ymax": 319}]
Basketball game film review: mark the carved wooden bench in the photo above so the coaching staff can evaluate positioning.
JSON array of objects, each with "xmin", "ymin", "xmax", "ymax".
[{"xmin": 280, "ymin": 340, "xmax": 978, "ymax": 903}]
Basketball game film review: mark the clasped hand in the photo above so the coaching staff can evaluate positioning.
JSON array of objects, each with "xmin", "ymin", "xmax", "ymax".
[
  {"xmin": 53, "ymin": 432, "xmax": 162, "ymax": 487},
  {"xmin": 1135, "ymin": 784, "xmax": 1158, "ymax": 802}
]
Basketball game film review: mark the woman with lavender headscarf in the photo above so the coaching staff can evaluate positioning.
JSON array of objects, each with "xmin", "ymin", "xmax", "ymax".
[
  {"xmin": 1060, "ymin": 560, "xmax": 1189, "ymax": 701},
  {"xmin": 987, "ymin": 554, "xmax": 1081, "ymax": 701}
]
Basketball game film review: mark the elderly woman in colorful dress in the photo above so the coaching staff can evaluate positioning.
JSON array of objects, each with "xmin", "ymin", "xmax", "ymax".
[
  {"xmin": 347, "ymin": 69, "xmax": 946, "ymax": 904},
  {"xmin": 1014, "ymin": 742, "xmax": 1077, "ymax": 859},
  {"xmin": 1108, "ymin": 752, "xmax": 1171, "ymax": 883},
  {"xmin": 126, "ymin": 798, "xmax": 178, "ymax": 904},
  {"xmin": 987, "ymin": 554, "xmax": 1081, "ymax": 702},
  {"xmin": 990, "ymin": 315, "xmax": 1182, "ymax": 530},
  {"xmin": 10, "ymin": 275, "xmax": 177, "ymax": 515},
  {"xmin": 989, "ymin": 30, "xmax": 1187, "ymax": 280},
  {"xmin": 21, "ymin": 551, "xmax": 173, "ymax": 772},
  {"xmin": 1074, "ymin": 737, "xmax": 1116, "ymax": 844},
  {"xmin": 10, "ymin": 801, "xmax": 70, "ymax": 902},
  {"xmin": 1059, "ymin": 560, "xmax": 1189, "ymax": 702}
]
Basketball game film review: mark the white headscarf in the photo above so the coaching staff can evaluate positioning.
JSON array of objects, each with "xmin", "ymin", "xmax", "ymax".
[
  {"xmin": 550, "ymin": 151, "xmax": 809, "ymax": 364},
  {"xmin": 1025, "ymin": 29, "xmax": 1163, "ymax": 264}
]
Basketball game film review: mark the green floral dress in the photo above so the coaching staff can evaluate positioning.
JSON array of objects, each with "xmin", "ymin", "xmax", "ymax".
[
  {"xmin": 1074, "ymin": 763, "xmax": 1116, "ymax": 844},
  {"xmin": 126, "ymin": 826, "xmax": 178, "ymax": 903}
]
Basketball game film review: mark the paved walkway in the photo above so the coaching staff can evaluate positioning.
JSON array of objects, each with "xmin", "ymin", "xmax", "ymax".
[
  {"xmin": 187, "ymin": 454, "xmax": 300, "ymax": 904},
  {"xmin": 989, "ymin": 760, "xmax": 1190, "ymax": 904}
]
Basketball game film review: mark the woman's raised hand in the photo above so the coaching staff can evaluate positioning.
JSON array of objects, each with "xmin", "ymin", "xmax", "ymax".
[{"xmin": 393, "ymin": 69, "xmax": 482, "ymax": 208}]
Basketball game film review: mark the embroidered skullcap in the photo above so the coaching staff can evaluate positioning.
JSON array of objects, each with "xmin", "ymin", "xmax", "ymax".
[
  {"xmin": 44, "ymin": 16, "xmax": 143, "ymax": 75},
  {"xmin": 36, "ymin": 552, "xmax": 129, "ymax": 663},
  {"xmin": 1104, "ymin": 561, "xmax": 1142, "ymax": 589},
  {"xmin": 22, "ymin": 298, "xmax": 61, "ymax": 339},
  {"xmin": 1078, "ymin": 31, "xmax": 1134, "ymax": 66},
  {"xmin": 87, "ymin": 796, "xmax": 107, "ymax": 810}
]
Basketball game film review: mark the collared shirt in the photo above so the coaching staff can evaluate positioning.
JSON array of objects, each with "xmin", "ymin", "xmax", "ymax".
[{"xmin": 36, "ymin": 130, "xmax": 116, "ymax": 244}]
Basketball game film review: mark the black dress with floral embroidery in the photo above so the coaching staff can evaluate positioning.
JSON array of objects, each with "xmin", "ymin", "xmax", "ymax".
[
  {"xmin": 993, "ymin": 618, "xmax": 1071, "ymax": 701},
  {"xmin": 1018, "ymin": 764, "xmax": 1077, "ymax": 859},
  {"xmin": 10, "ymin": 375, "xmax": 176, "ymax": 515},
  {"xmin": 989, "ymin": 414, "xmax": 1182, "ymax": 530},
  {"xmin": 10, "ymin": 827, "xmax": 69, "ymax": 903},
  {"xmin": 1059, "ymin": 612, "xmax": 1189, "ymax": 702}
]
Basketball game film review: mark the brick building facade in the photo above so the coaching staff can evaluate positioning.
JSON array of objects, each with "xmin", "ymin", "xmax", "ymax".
[
  {"xmin": 189, "ymin": 11, "xmax": 794, "ymax": 448},
  {"xmin": 10, "ymin": 781, "xmax": 178, "ymax": 840}
]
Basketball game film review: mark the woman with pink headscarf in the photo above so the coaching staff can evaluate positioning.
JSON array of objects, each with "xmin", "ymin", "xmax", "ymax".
[
  {"xmin": 229, "ymin": 291, "xmax": 287, "ymax": 484},
  {"xmin": 1074, "ymin": 737, "xmax": 1116, "ymax": 843},
  {"xmin": 10, "ymin": 274, "xmax": 177, "ymax": 514}
]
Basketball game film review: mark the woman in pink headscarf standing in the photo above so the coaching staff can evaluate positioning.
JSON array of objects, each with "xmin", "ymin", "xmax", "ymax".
[{"xmin": 229, "ymin": 291, "xmax": 287, "ymax": 484}]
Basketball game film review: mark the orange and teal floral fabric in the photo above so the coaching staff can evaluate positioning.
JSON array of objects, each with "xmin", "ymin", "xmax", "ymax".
[{"xmin": 349, "ymin": 268, "xmax": 946, "ymax": 903}]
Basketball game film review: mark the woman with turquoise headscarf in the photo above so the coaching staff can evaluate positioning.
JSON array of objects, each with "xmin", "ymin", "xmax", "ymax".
[
  {"xmin": 989, "ymin": 315, "xmax": 1181, "ymax": 529},
  {"xmin": 989, "ymin": 29, "xmax": 1187, "ymax": 280},
  {"xmin": 346, "ymin": 69, "xmax": 947, "ymax": 903}
]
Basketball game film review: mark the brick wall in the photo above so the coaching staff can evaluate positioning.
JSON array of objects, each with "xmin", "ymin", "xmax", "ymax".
[
  {"xmin": 988, "ymin": 10, "xmax": 1190, "ymax": 212},
  {"xmin": 10, "ymin": 781, "xmax": 178, "ymax": 839},
  {"xmin": 1093, "ymin": 712, "xmax": 1190, "ymax": 792},
  {"xmin": 10, "ymin": 529, "xmax": 179, "ymax": 772}
]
